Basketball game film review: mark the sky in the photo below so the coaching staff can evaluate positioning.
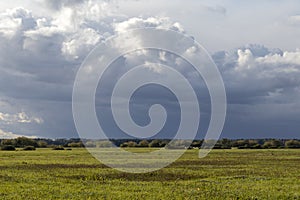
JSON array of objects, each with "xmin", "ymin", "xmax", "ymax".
[{"xmin": 0, "ymin": 0, "xmax": 300, "ymax": 139}]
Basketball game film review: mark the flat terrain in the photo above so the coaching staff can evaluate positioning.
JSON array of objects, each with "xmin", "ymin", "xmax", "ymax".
[{"xmin": 0, "ymin": 148, "xmax": 299, "ymax": 199}]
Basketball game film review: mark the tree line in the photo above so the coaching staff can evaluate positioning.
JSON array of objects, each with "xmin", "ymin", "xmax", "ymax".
[{"xmin": 1, "ymin": 137, "xmax": 300, "ymax": 150}]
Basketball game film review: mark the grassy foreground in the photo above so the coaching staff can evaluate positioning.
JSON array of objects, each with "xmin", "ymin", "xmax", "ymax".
[{"xmin": 0, "ymin": 148, "xmax": 299, "ymax": 199}]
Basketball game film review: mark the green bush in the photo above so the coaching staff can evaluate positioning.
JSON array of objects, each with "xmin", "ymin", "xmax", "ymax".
[
  {"xmin": 1, "ymin": 145, "xmax": 16, "ymax": 151},
  {"xmin": 23, "ymin": 146, "xmax": 36, "ymax": 151}
]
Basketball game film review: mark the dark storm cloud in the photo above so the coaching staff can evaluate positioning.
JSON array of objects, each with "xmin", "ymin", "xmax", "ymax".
[{"xmin": 0, "ymin": 4, "xmax": 299, "ymax": 139}]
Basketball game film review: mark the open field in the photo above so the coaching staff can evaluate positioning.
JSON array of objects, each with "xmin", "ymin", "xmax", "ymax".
[{"xmin": 0, "ymin": 148, "xmax": 299, "ymax": 199}]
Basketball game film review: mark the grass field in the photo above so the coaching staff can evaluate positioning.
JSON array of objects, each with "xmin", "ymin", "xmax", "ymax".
[{"xmin": 0, "ymin": 148, "xmax": 299, "ymax": 199}]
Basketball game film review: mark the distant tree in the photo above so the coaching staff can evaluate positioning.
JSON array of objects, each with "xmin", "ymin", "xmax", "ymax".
[
  {"xmin": 232, "ymin": 139, "xmax": 252, "ymax": 149},
  {"xmin": 126, "ymin": 141, "xmax": 137, "ymax": 147},
  {"xmin": 138, "ymin": 140, "xmax": 149, "ymax": 147},
  {"xmin": 190, "ymin": 140, "xmax": 203, "ymax": 148},
  {"xmin": 159, "ymin": 140, "xmax": 169, "ymax": 147},
  {"xmin": 1, "ymin": 139, "xmax": 16, "ymax": 146},
  {"xmin": 166, "ymin": 140, "xmax": 192, "ymax": 149},
  {"xmin": 120, "ymin": 141, "xmax": 138, "ymax": 148},
  {"xmin": 67, "ymin": 142, "xmax": 84, "ymax": 148},
  {"xmin": 120, "ymin": 143, "xmax": 128, "ymax": 148},
  {"xmin": 149, "ymin": 140, "xmax": 161, "ymax": 147},
  {"xmin": 96, "ymin": 141, "xmax": 114, "ymax": 148},
  {"xmin": 248, "ymin": 140, "xmax": 261, "ymax": 149},
  {"xmin": 285, "ymin": 140, "xmax": 300, "ymax": 148},
  {"xmin": 37, "ymin": 141, "xmax": 48, "ymax": 148},
  {"xmin": 202, "ymin": 140, "xmax": 219, "ymax": 149},
  {"xmin": 84, "ymin": 141, "xmax": 97, "ymax": 148},
  {"xmin": 220, "ymin": 139, "xmax": 232, "ymax": 149},
  {"xmin": 52, "ymin": 146, "xmax": 65, "ymax": 150},
  {"xmin": 263, "ymin": 140, "xmax": 282, "ymax": 149},
  {"xmin": 53, "ymin": 139, "xmax": 69, "ymax": 147},
  {"xmin": 15, "ymin": 137, "xmax": 38, "ymax": 148}
]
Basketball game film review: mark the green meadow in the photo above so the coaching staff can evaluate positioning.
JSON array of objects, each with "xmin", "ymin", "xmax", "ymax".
[{"xmin": 0, "ymin": 148, "xmax": 299, "ymax": 199}]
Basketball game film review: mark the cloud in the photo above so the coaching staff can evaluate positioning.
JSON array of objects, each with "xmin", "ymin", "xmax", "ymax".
[
  {"xmin": 62, "ymin": 28, "xmax": 103, "ymax": 59},
  {"xmin": 288, "ymin": 15, "xmax": 300, "ymax": 25},
  {"xmin": 256, "ymin": 50, "xmax": 300, "ymax": 65},
  {"xmin": 212, "ymin": 44, "xmax": 300, "ymax": 105},
  {"xmin": 143, "ymin": 62, "xmax": 164, "ymax": 73},
  {"xmin": 0, "ymin": 1, "xmax": 299, "ymax": 139},
  {"xmin": 43, "ymin": 0, "xmax": 85, "ymax": 10},
  {"xmin": 0, "ymin": 112, "xmax": 43, "ymax": 124},
  {"xmin": 0, "ymin": 7, "xmax": 36, "ymax": 38},
  {"xmin": 0, "ymin": 4, "xmax": 190, "ymax": 138},
  {"xmin": 0, "ymin": 128, "xmax": 37, "ymax": 139},
  {"xmin": 206, "ymin": 5, "xmax": 226, "ymax": 16},
  {"xmin": 113, "ymin": 17, "xmax": 184, "ymax": 33}
]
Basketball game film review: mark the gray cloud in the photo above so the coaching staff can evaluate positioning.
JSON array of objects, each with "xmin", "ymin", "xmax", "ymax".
[
  {"xmin": 0, "ymin": 2, "xmax": 299, "ymax": 139},
  {"xmin": 43, "ymin": 0, "xmax": 85, "ymax": 10},
  {"xmin": 212, "ymin": 44, "xmax": 300, "ymax": 105},
  {"xmin": 212, "ymin": 45, "xmax": 300, "ymax": 138},
  {"xmin": 288, "ymin": 15, "xmax": 300, "ymax": 26},
  {"xmin": 206, "ymin": 5, "xmax": 226, "ymax": 16}
]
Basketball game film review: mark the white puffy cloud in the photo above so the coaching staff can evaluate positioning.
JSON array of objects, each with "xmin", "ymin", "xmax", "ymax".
[
  {"xmin": 236, "ymin": 49, "xmax": 254, "ymax": 70},
  {"xmin": 0, "ymin": 128, "xmax": 37, "ymax": 139},
  {"xmin": 213, "ymin": 45, "xmax": 300, "ymax": 105},
  {"xmin": 114, "ymin": 17, "xmax": 184, "ymax": 33},
  {"xmin": 62, "ymin": 28, "xmax": 103, "ymax": 59},
  {"xmin": 0, "ymin": 112, "xmax": 43, "ymax": 124},
  {"xmin": 143, "ymin": 62, "xmax": 164, "ymax": 74},
  {"xmin": 234, "ymin": 48, "xmax": 300, "ymax": 78},
  {"xmin": 257, "ymin": 50, "xmax": 300, "ymax": 66},
  {"xmin": 0, "ymin": 7, "xmax": 36, "ymax": 38}
]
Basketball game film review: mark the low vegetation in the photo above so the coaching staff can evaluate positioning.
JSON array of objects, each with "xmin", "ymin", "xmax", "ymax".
[{"xmin": 0, "ymin": 148, "xmax": 299, "ymax": 199}]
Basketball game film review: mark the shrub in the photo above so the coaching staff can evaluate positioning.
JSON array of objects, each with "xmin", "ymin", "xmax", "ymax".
[
  {"xmin": 1, "ymin": 145, "xmax": 16, "ymax": 151},
  {"xmin": 23, "ymin": 146, "xmax": 36, "ymax": 151}
]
